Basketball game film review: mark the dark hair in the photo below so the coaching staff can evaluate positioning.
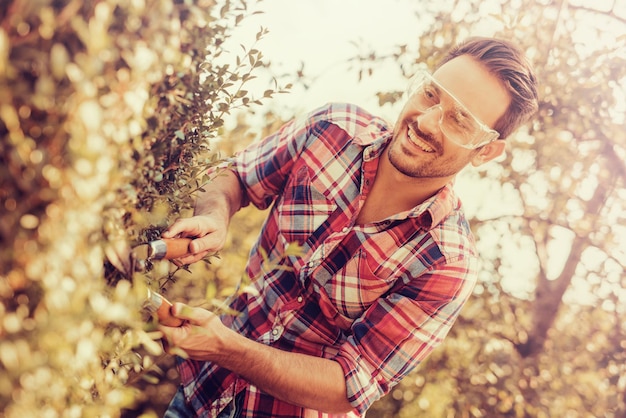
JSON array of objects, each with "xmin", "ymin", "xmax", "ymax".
[{"xmin": 438, "ymin": 37, "xmax": 539, "ymax": 139}]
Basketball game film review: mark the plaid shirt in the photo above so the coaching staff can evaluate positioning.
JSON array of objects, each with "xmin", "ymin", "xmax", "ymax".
[{"xmin": 177, "ymin": 103, "xmax": 479, "ymax": 417}]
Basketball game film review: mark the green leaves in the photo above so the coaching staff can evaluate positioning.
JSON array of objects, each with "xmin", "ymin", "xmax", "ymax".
[{"xmin": 0, "ymin": 0, "xmax": 286, "ymax": 415}]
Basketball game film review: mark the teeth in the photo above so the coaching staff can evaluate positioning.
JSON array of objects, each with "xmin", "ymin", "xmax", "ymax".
[{"xmin": 407, "ymin": 127, "xmax": 435, "ymax": 153}]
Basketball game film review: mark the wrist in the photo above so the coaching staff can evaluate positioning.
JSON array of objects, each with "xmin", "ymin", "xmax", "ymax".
[
  {"xmin": 209, "ymin": 325, "xmax": 252, "ymax": 366},
  {"xmin": 193, "ymin": 170, "xmax": 242, "ymax": 219}
]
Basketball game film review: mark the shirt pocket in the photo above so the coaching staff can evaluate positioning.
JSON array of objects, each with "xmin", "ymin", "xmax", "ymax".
[
  {"xmin": 316, "ymin": 249, "xmax": 398, "ymax": 329},
  {"xmin": 279, "ymin": 165, "xmax": 336, "ymax": 244}
]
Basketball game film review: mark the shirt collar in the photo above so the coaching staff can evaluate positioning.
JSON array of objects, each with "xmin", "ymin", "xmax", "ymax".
[
  {"xmin": 411, "ymin": 183, "xmax": 460, "ymax": 230},
  {"xmin": 355, "ymin": 128, "xmax": 460, "ymax": 231},
  {"xmin": 359, "ymin": 131, "xmax": 392, "ymax": 162}
]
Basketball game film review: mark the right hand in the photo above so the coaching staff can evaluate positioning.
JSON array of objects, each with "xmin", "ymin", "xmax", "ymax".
[{"xmin": 162, "ymin": 214, "xmax": 228, "ymax": 265}]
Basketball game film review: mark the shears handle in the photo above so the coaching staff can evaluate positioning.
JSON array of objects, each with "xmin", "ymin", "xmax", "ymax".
[
  {"xmin": 148, "ymin": 237, "xmax": 193, "ymax": 260},
  {"xmin": 146, "ymin": 289, "xmax": 185, "ymax": 327}
]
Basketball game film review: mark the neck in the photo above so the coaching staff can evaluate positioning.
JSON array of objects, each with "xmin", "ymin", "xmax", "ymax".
[
  {"xmin": 356, "ymin": 149, "xmax": 450, "ymax": 225},
  {"xmin": 376, "ymin": 146, "xmax": 450, "ymax": 207}
]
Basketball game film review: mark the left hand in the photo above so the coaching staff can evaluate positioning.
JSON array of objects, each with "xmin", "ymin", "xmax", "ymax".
[
  {"xmin": 159, "ymin": 303, "xmax": 230, "ymax": 361},
  {"xmin": 159, "ymin": 303, "xmax": 354, "ymax": 413}
]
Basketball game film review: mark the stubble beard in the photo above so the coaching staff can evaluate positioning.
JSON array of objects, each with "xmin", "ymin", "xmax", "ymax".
[{"xmin": 387, "ymin": 124, "xmax": 459, "ymax": 179}]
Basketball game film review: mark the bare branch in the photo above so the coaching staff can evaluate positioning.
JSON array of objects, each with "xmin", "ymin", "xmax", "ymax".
[{"xmin": 567, "ymin": 2, "xmax": 626, "ymax": 26}]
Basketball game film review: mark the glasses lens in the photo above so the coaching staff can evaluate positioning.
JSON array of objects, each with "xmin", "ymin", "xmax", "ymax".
[
  {"xmin": 406, "ymin": 71, "xmax": 499, "ymax": 148},
  {"xmin": 440, "ymin": 108, "xmax": 487, "ymax": 147}
]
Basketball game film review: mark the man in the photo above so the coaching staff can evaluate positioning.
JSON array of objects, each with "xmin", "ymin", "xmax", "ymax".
[{"xmin": 160, "ymin": 37, "xmax": 538, "ymax": 417}]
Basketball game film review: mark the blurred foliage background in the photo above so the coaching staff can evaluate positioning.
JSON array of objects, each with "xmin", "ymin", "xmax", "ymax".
[
  {"xmin": 1, "ymin": 0, "xmax": 625, "ymax": 417},
  {"xmin": 0, "ymin": 0, "xmax": 285, "ymax": 416}
]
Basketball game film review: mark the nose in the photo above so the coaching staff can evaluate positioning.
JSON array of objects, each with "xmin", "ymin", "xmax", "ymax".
[{"xmin": 416, "ymin": 104, "xmax": 442, "ymax": 136}]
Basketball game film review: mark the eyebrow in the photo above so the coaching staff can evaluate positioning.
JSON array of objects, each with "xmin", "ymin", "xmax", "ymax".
[
  {"xmin": 425, "ymin": 80, "xmax": 441, "ymax": 96},
  {"xmin": 430, "ymin": 77, "xmax": 473, "ymax": 119}
]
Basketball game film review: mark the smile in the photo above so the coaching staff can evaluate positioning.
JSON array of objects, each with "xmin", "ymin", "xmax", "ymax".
[{"xmin": 407, "ymin": 125, "xmax": 435, "ymax": 153}]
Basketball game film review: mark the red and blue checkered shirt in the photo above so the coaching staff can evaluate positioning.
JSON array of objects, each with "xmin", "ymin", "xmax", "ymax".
[{"xmin": 177, "ymin": 103, "xmax": 479, "ymax": 417}]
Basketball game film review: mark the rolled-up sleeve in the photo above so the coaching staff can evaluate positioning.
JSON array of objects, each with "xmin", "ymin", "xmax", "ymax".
[
  {"xmin": 228, "ymin": 105, "xmax": 336, "ymax": 210},
  {"xmin": 333, "ymin": 256, "xmax": 478, "ymax": 414}
]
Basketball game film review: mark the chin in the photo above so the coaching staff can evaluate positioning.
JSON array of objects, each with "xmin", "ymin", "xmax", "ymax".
[{"xmin": 387, "ymin": 144, "xmax": 423, "ymax": 178}]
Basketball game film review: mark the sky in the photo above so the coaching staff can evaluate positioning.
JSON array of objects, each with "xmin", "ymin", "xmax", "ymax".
[
  {"xmin": 223, "ymin": 0, "xmax": 435, "ymax": 122},
  {"xmin": 223, "ymin": 0, "xmax": 625, "ymax": 123},
  {"xmin": 219, "ymin": 0, "xmax": 498, "ymax": 121}
]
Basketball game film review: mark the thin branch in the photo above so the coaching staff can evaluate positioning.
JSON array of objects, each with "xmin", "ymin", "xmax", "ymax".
[{"xmin": 567, "ymin": 3, "xmax": 626, "ymax": 25}]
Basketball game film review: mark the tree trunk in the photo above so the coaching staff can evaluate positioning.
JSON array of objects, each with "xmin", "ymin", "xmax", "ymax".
[{"xmin": 515, "ymin": 166, "xmax": 612, "ymax": 358}]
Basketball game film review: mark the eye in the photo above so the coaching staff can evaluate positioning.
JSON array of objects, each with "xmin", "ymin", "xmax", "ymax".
[
  {"xmin": 445, "ymin": 108, "xmax": 473, "ymax": 131},
  {"xmin": 421, "ymin": 84, "xmax": 439, "ymax": 103},
  {"xmin": 457, "ymin": 107, "xmax": 474, "ymax": 126}
]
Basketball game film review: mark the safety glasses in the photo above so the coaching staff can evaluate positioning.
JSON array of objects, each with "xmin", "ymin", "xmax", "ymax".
[{"xmin": 406, "ymin": 70, "xmax": 500, "ymax": 149}]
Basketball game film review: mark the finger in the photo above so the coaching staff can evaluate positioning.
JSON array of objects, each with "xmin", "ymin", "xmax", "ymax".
[
  {"xmin": 160, "ymin": 330, "xmax": 171, "ymax": 352},
  {"xmin": 190, "ymin": 232, "xmax": 225, "ymax": 254},
  {"xmin": 163, "ymin": 218, "xmax": 203, "ymax": 239},
  {"xmin": 159, "ymin": 322, "xmax": 192, "ymax": 348},
  {"xmin": 172, "ymin": 249, "xmax": 210, "ymax": 266},
  {"xmin": 159, "ymin": 323, "xmax": 181, "ymax": 343},
  {"xmin": 171, "ymin": 302, "xmax": 214, "ymax": 323},
  {"xmin": 162, "ymin": 218, "xmax": 187, "ymax": 238}
]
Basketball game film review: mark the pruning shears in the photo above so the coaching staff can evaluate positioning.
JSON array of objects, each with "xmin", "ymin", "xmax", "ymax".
[
  {"xmin": 105, "ymin": 237, "xmax": 192, "ymax": 327},
  {"xmin": 105, "ymin": 237, "xmax": 192, "ymax": 278}
]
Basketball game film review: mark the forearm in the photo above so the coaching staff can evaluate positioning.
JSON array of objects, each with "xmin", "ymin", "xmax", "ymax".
[
  {"xmin": 214, "ymin": 327, "xmax": 353, "ymax": 413},
  {"xmin": 166, "ymin": 308, "xmax": 354, "ymax": 414}
]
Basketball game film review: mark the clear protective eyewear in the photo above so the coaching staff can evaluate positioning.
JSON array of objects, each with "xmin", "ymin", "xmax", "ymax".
[{"xmin": 406, "ymin": 70, "xmax": 500, "ymax": 149}]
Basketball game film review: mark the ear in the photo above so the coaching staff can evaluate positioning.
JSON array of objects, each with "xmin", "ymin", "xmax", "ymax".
[{"xmin": 470, "ymin": 140, "xmax": 506, "ymax": 167}]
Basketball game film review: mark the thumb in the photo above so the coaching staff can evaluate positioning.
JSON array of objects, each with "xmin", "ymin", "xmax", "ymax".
[
  {"xmin": 189, "ymin": 230, "xmax": 227, "ymax": 255},
  {"xmin": 171, "ymin": 302, "xmax": 213, "ymax": 324}
]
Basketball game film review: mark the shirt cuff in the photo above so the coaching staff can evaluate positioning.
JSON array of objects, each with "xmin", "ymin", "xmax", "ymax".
[{"xmin": 332, "ymin": 337, "xmax": 388, "ymax": 415}]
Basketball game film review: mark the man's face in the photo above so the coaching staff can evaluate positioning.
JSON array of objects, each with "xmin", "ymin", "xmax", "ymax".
[{"xmin": 388, "ymin": 55, "xmax": 511, "ymax": 179}]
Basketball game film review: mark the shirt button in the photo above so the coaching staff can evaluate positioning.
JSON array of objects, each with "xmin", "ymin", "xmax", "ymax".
[
  {"xmin": 342, "ymin": 226, "xmax": 349, "ymax": 233},
  {"xmin": 271, "ymin": 328, "xmax": 279, "ymax": 336},
  {"xmin": 297, "ymin": 296, "xmax": 303, "ymax": 303}
]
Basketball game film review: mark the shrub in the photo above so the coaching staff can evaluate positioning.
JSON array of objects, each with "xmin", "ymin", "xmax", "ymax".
[{"xmin": 0, "ymin": 0, "xmax": 285, "ymax": 415}]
